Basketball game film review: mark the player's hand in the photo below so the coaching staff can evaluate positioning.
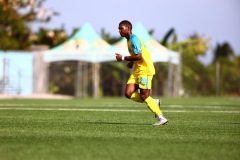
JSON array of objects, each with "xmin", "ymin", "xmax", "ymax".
[
  {"xmin": 127, "ymin": 61, "xmax": 134, "ymax": 68},
  {"xmin": 115, "ymin": 53, "xmax": 122, "ymax": 61}
]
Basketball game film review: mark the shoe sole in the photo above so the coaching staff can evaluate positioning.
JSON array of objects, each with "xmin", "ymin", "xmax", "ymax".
[
  {"xmin": 162, "ymin": 121, "xmax": 168, "ymax": 125},
  {"xmin": 153, "ymin": 121, "xmax": 168, "ymax": 126}
]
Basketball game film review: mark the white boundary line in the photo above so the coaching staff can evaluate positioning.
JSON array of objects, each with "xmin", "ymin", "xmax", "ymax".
[
  {"xmin": 0, "ymin": 107, "xmax": 239, "ymax": 113},
  {"xmin": 0, "ymin": 104, "xmax": 238, "ymax": 109}
]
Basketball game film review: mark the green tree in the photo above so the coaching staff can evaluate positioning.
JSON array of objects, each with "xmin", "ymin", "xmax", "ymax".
[
  {"xmin": 168, "ymin": 33, "xmax": 210, "ymax": 95},
  {"xmin": 212, "ymin": 42, "xmax": 235, "ymax": 95},
  {"xmin": 0, "ymin": 0, "xmax": 57, "ymax": 50},
  {"xmin": 171, "ymin": 34, "xmax": 209, "ymax": 56},
  {"xmin": 161, "ymin": 28, "xmax": 177, "ymax": 48},
  {"xmin": 32, "ymin": 27, "xmax": 68, "ymax": 48},
  {"xmin": 100, "ymin": 28, "xmax": 121, "ymax": 44}
]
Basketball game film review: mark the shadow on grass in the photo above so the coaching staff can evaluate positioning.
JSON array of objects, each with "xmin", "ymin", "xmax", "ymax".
[
  {"xmin": 81, "ymin": 121, "xmax": 152, "ymax": 126},
  {"xmin": 219, "ymin": 122, "xmax": 240, "ymax": 125}
]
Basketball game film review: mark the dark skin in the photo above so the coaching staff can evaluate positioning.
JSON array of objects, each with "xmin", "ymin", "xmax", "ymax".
[{"xmin": 116, "ymin": 23, "xmax": 150, "ymax": 101}]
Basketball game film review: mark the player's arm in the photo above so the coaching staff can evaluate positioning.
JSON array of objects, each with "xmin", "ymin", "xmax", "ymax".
[
  {"xmin": 126, "ymin": 35, "xmax": 143, "ymax": 61},
  {"xmin": 116, "ymin": 53, "xmax": 142, "ymax": 61},
  {"xmin": 125, "ymin": 54, "xmax": 142, "ymax": 61},
  {"xmin": 127, "ymin": 61, "xmax": 134, "ymax": 68},
  {"xmin": 116, "ymin": 35, "xmax": 143, "ymax": 61},
  {"xmin": 115, "ymin": 54, "xmax": 134, "ymax": 68}
]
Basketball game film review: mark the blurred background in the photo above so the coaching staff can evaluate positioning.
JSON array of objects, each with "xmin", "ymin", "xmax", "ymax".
[{"xmin": 0, "ymin": 0, "xmax": 239, "ymax": 98}]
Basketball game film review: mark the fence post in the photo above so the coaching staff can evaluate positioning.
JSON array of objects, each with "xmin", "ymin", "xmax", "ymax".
[{"xmin": 32, "ymin": 45, "xmax": 49, "ymax": 94}]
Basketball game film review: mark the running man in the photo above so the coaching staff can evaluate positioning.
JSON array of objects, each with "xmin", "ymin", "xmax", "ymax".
[{"xmin": 115, "ymin": 20, "xmax": 168, "ymax": 125}]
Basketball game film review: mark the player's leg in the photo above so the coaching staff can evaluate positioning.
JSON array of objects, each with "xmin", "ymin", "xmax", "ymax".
[
  {"xmin": 125, "ymin": 83, "xmax": 144, "ymax": 102},
  {"xmin": 125, "ymin": 74, "xmax": 143, "ymax": 103},
  {"xmin": 140, "ymin": 89, "xmax": 162, "ymax": 116},
  {"xmin": 139, "ymin": 75, "xmax": 168, "ymax": 125},
  {"xmin": 125, "ymin": 74, "xmax": 161, "ymax": 105}
]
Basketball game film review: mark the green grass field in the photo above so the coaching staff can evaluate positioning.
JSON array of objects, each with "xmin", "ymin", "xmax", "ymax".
[{"xmin": 0, "ymin": 97, "xmax": 239, "ymax": 160}]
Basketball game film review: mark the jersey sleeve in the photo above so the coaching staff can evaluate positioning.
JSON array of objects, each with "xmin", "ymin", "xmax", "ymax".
[{"xmin": 131, "ymin": 35, "xmax": 142, "ymax": 54}]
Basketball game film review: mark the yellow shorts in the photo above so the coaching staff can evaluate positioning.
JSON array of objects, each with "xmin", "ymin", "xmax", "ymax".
[{"xmin": 127, "ymin": 74, "xmax": 153, "ymax": 89}]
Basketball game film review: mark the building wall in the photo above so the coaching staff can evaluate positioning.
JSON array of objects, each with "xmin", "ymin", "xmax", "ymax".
[{"xmin": 0, "ymin": 51, "xmax": 33, "ymax": 95}]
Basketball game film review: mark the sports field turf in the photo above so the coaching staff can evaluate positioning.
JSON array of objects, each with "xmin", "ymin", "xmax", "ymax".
[{"xmin": 0, "ymin": 97, "xmax": 239, "ymax": 160}]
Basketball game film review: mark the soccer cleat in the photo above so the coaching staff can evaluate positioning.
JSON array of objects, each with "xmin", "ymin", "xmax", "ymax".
[
  {"xmin": 154, "ymin": 99, "xmax": 161, "ymax": 118},
  {"xmin": 153, "ymin": 114, "xmax": 168, "ymax": 126},
  {"xmin": 155, "ymin": 99, "xmax": 161, "ymax": 107}
]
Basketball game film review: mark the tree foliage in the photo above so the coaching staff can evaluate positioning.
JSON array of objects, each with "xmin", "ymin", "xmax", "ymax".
[
  {"xmin": 211, "ymin": 42, "xmax": 238, "ymax": 95},
  {"xmin": 212, "ymin": 42, "xmax": 234, "ymax": 63},
  {"xmin": 0, "ymin": 0, "xmax": 58, "ymax": 50},
  {"xmin": 32, "ymin": 28, "xmax": 68, "ymax": 48},
  {"xmin": 161, "ymin": 28, "xmax": 177, "ymax": 47},
  {"xmin": 100, "ymin": 28, "xmax": 121, "ymax": 44}
]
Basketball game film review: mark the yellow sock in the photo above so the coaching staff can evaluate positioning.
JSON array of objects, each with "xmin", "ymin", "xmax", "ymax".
[
  {"xmin": 130, "ymin": 91, "xmax": 143, "ymax": 103},
  {"xmin": 144, "ymin": 96, "xmax": 162, "ymax": 116}
]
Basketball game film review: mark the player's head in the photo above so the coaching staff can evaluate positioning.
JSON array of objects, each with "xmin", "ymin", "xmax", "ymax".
[
  {"xmin": 119, "ymin": 20, "xmax": 132, "ymax": 30},
  {"xmin": 118, "ymin": 20, "xmax": 132, "ymax": 38}
]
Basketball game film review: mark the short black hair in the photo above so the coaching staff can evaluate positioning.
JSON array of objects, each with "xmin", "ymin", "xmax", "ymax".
[{"xmin": 119, "ymin": 20, "xmax": 132, "ymax": 30}]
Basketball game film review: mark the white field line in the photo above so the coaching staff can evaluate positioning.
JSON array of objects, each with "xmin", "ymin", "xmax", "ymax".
[
  {"xmin": 0, "ymin": 107, "xmax": 239, "ymax": 113},
  {"xmin": 0, "ymin": 103, "xmax": 238, "ymax": 109}
]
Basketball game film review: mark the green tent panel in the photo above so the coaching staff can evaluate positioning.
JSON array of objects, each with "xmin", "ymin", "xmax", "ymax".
[{"xmin": 44, "ymin": 22, "xmax": 111, "ymax": 62}]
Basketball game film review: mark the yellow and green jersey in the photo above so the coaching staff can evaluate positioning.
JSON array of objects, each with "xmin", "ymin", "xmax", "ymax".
[{"xmin": 127, "ymin": 34, "xmax": 155, "ymax": 75}]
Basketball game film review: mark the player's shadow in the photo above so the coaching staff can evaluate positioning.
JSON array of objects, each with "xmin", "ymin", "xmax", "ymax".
[
  {"xmin": 219, "ymin": 122, "xmax": 240, "ymax": 125},
  {"xmin": 82, "ymin": 121, "xmax": 151, "ymax": 126}
]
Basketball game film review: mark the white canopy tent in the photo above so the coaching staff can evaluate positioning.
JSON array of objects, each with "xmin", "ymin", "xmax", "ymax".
[
  {"xmin": 43, "ymin": 22, "xmax": 181, "ymax": 97},
  {"xmin": 44, "ymin": 22, "xmax": 113, "ymax": 97},
  {"xmin": 44, "ymin": 24, "xmax": 180, "ymax": 64},
  {"xmin": 44, "ymin": 22, "xmax": 112, "ymax": 63}
]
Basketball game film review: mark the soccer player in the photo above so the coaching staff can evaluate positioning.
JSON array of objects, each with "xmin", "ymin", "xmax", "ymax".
[{"xmin": 115, "ymin": 20, "xmax": 168, "ymax": 125}]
